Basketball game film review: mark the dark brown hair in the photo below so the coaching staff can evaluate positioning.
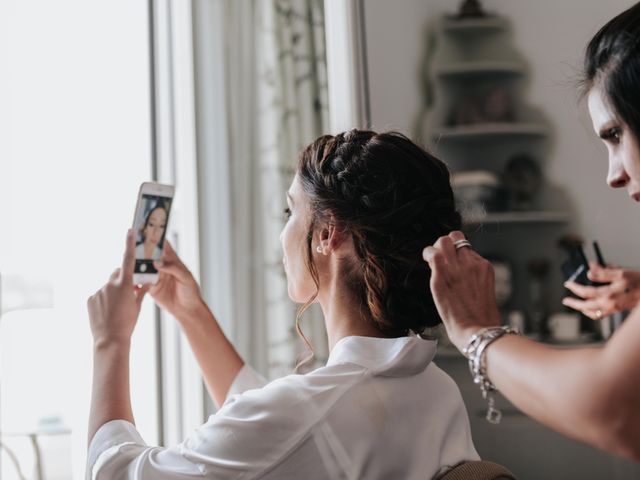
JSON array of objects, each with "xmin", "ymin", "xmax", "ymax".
[
  {"xmin": 296, "ymin": 129, "xmax": 461, "ymax": 338},
  {"xmin": 583, "ymin": 2, "xmax": 640, "ymax": 139}
]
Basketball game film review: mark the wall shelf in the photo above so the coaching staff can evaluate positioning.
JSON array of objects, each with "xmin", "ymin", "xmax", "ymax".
[
  {"xmin": 463, "ymin": 211, "xmax": 570, "ymax": 226},
  {"xmin": 442, "ymin": 17, "xmax": 507, "ymax": 35},
  {"xmin": 433, "ymin": 122, "xmax": 548, "ymax": 141},
  {"xmin": 436, "ymin": 61, "xmax": 525, "ymax": 78}
]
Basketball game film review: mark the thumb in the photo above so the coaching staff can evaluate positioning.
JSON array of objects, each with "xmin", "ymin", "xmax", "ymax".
[{"xmin": 154, "ymin": 259, "xmax": 191, "ymax": 284}]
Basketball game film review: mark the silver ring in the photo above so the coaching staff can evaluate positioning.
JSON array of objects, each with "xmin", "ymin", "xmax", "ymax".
[{"xmin": 454, "ymin": 239, "xmax": 472, "ymax": 251}]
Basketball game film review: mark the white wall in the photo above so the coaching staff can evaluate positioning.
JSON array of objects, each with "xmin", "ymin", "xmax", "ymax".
[{"xmin": 364, "ymin": 0, "xmax": 640, "ymax": 268}]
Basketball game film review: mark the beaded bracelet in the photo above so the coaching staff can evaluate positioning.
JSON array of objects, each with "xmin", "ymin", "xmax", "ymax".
[{"xmin": 461, "ymin": 326, "xmax": 519, "ymax": 424}]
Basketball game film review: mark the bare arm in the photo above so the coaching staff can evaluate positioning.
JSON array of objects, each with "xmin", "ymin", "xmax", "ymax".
[
  {"xmin": 87, "ymin": 230, "xmax": 148, "ymax": 443},
  {"xmin": 88, "ymin": 342, "xmax": 134, "ymax": 443},
  {"xmin": 423, "ymin": 231, "xmax": 640, "ymax": 461},
  {"xmin": 150, "ymin": 241, "xmax": 243, "ymax": 407},
  {"xmin": 485, "ymin": 316, "xmax": 640, "ymax": 460},
  {"xmin": 172, "ymin": 302, "xmax": 244, "ymax": 407}
]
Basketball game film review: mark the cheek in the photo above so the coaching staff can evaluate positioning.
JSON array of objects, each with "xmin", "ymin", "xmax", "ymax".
[{"xmin": 281, "ymin": 219, "xmax": 316, "ymax": 302}]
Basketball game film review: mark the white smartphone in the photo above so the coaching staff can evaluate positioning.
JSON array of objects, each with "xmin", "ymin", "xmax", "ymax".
[{"xmin": 131, "ymin": 182, "xmax": 175, "ymax": 284}]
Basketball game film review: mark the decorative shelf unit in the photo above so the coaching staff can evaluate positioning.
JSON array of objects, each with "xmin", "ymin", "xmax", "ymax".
[
  {"xmin": 435, "ymin": 61, "xmax": 525, "ymax": 79},
  {"xmin": 463, "ymin": 211, "xmax": 570, "ymax": 226},
  {"xmin": 424, "ymin": 8, "xmax": 572, "ymax": 336},
  {"xmin": 433, "ymin": 122, "xmax": 548, "ymax": 142},
  {"xmin": 442, "ymin": 17, "xmax": 508, "ymax": 35}
]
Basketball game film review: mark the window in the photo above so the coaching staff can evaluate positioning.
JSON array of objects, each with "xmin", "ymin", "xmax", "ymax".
[{"xmin": 1, "ymin": 1, "xmax": 159, "ymax": 478}]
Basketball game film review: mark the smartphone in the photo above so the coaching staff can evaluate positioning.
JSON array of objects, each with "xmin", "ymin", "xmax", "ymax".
[
  {"xmin": 561, "ymin": 241, "xmax": 606, "ymax": 286},
  {"xmin": 132, "ymin": 182, "xmax": 175, "ymax": 284}
]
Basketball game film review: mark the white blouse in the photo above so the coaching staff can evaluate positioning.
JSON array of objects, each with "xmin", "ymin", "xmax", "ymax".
[{"xmin": 87, "ymin": 335, "xmax": 478, "ymax": 480}]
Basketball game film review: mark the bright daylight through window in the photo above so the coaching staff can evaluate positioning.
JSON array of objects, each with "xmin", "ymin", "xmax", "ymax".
[{"xmin": 1, "ymin": 1, "xmax": 159, "ymax": 478}]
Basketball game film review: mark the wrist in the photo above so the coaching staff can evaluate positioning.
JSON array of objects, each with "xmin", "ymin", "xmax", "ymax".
[
  {"xmin": 451, "ymin": 326, "xmax": 488, "ymax": 351},
  {"xmin": 177, "ymin": 300, "xmax": 212, "ymax": 326},
  {"xmin": 93, "ymin": 337, "xmax": 131, "ymax": 353}
]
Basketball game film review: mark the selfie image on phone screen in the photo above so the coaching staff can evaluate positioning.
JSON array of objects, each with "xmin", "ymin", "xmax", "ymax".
[{"xmin": 133, "ymin": 193, "xmax": 172, "ymax": 275}]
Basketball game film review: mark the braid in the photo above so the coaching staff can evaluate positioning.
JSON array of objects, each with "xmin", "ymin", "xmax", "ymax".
[{"xmin": 296, "ymin": 129, "xmax": 461, "ymax": 339}]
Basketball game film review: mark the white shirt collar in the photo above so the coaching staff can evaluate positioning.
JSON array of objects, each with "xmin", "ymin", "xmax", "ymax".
[{"xmin": 326, "ymin": 335, "xmax": 437, "ymax": 377}]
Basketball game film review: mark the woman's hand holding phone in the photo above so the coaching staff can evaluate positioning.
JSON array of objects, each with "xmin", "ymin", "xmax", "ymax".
[
  {"xmin": 149, "ymin": 241, "xmax": 208, "ymax": 323},
  {"xmin": 563, "ymin": 262, "xmax": 640, "ymax": 319},
  {"xmin": 88, "ymin": 229, "xmax": 151, "ymax": 347}
]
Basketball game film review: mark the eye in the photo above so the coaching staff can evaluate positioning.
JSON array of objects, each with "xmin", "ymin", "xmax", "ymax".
[
  {"xmin": 284, "ymin": 207, "xmax": 292, "ymax": 220},
  {"xmin": 601, "ymin": 127, "xmax": 622, "ymax": 144}
]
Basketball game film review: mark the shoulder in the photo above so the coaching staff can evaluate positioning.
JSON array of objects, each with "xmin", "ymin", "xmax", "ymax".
[{"xmin": 222, "ymin": 362, "xmax": 365, "ymax": 418}]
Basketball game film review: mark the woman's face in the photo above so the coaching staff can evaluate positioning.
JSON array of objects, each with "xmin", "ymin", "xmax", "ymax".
[
  {"xmin": 280, "ymin": 175, "xmax": 318, "ymax": 303},
  {"xmin": 588, "ymin": 86, "xmax": 640, "ymax": 201},
  {"xmin": 144, "ymin": 207, "xmax": 167, "ymax": 246}
]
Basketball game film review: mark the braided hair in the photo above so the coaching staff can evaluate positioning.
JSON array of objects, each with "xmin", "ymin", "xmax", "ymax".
[{"xmin": 296, "ymin": 129, "xmax": 461, "ymax": 337}]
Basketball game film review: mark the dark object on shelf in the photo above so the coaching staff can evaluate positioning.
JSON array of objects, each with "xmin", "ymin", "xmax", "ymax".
[
  {"xmin": 457, "ymin": 0, "xmax": 487, "ymax": 18},
  {"xmin": 447, "ymin": 88, "xmax": 514, "ymax": 126},
  {"xmin": 486, "ymin": 255, "xmax": 513, "ymax": 309},
  {"xmin": 483, "ymin": 87, "xmax": 515, "ymax": 122},
  {"xmin": 503, "ymin": 154, "xmax": 542, "ymax": 210},
  {"xmin": 527, "ymin": 258, "xmax": 550, "ymax": 336},
  {"xmin": 449, "ymin": 99, "xmax": 484, "ymax": 126},
  {"xmin": 557, "ymin": 233, "xmax": 584, "ymax": 253}
]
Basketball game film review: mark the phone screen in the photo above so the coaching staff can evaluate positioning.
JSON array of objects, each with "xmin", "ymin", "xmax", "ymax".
[{"xmin": 133, "ymin": 193, "xmax": 173, "ymax": 274}]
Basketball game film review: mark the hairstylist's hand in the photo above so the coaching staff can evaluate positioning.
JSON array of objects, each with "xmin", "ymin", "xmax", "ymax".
[
  {"xmin": 422, "ymin": 231, "xmax": 501, "ymax": 351},
  {"xmin": 88, "ymin": 229, "xmax": 150, "ymax": 347},
  {"xmin": 562, "ymin": 262, "xmax": 640, "ymax": 320},
  {"xmin": 149, "ymin": 241, "xmax": 206, "ymax": 322}
]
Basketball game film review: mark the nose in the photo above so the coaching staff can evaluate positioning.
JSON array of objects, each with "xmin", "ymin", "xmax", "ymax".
[{"xmin": 607, "ymin": 155, "xmax": 630, "ymax": 189}]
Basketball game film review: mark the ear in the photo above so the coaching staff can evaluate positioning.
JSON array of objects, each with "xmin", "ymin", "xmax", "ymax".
[{"xmin": 316, "ymin": 217, "xmax": 348, "ymax": 254}]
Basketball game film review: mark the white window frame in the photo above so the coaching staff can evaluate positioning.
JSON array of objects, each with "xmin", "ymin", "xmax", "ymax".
[
  {"xmin": 324, "ymin": 0, "xmax": 371, "ymax": 132},
  {"xmin": 148, "ymin": 0, "xmax": 207, "ymax": 444},
  {"xmin": 147, "ymin": 0, "xmax": 373, "ymax": 436}
]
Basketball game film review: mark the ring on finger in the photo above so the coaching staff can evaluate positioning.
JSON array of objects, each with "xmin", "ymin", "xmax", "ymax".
[
  {"xmin": 594, "ymin": 309, "xmax": 603, "ymax": 319},
  {"xmin": 454, "ymin": 239, "xmax": 472, "ymax": 251}
]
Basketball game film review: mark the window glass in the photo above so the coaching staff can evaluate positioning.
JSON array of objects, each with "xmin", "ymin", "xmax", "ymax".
[{"xmin": 1, "ymin": 1, "xmax": 158, "ymax": 478}]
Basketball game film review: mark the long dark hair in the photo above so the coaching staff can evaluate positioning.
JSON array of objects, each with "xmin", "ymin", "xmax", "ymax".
[
  {"xmin": 295, "ymin": 129, "xmax": 461, "ymax": 339},
  {"xmin": 583, "ymin": 2, "xmax": 640, "ymax": 138}
]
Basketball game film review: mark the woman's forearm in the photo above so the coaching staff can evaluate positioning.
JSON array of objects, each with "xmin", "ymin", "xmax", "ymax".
[
  {"xmin": 485, "ymin": 324, "xmax": 640, "ymax": 460},
  {"xmin": 88, "ymin": 341, "xmax": 134, "ymax": 443},
  {"xmin": 177, "ymin": 303, "xmax": 244, "ymax": 407}
]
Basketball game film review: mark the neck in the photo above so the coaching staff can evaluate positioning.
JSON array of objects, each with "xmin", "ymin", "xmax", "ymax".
[
  {"xmin": 144, "ymin": 242, "xmax": 155, "ymax": 257},
  {"xmin": 317, "ymin": 271, "xmax": 386, "ymax": 351}
]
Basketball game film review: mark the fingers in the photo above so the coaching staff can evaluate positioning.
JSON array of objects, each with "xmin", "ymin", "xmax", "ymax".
[
  {"xmin": 423, "ymin": 231, "xmax": 473, "ymax": 278},
  {"xmin": 448, "ymin": 230, "xmax": 466, "ymax": 243},
  {"xmin": 563, "ymin": 281, "xmax": 612, "ymax": 300},
  {"xmin": 162, "ymin": 240, "xmax": 182, "ymax": 265},
  {"xmin": 109, "ymin": 268, "xmax": 121, "ymax": 282},
  {"xmin": 436, "ymin": 235, "xmax": 458, "ymax": 266},
  {"xmin": 154, "ymin": 259, "xmax": 191, "ymax": 283},
  {"xmin": 121, "ymin": 229, "xmax": 136, "ymax": 284},
  {"xmin": 587, "ymin": 262, "xmax": 622, "ymax": 283},
  {"xmin": 561, "ymin": 296, "xmax": 609, "ymax": 319}
]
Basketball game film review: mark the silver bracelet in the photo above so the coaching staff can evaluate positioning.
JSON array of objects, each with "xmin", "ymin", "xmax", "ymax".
[{"xmin": 462, "ymin": 326, "xmax": 519, "ymax": 424}]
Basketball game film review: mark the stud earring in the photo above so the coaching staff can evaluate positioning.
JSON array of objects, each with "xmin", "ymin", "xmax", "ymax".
[{"xmin": 316, "ymin": 245, "xmax": 323, "ymax": 254}]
